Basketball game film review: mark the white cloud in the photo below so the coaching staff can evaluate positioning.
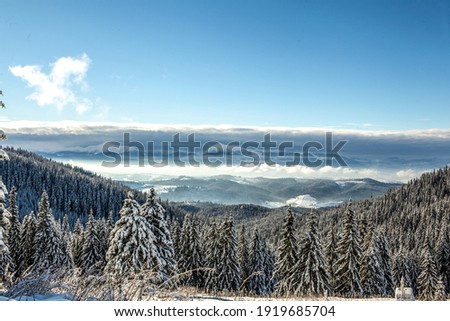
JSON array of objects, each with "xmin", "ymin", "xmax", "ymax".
[{"xmin": 9, "ymin": 54, "xmax": 91, "ymax": 110}]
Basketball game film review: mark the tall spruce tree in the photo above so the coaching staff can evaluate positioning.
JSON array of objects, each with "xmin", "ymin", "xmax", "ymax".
[
  {"xmin": 81, "ymin": 210, "xmax": 104, "ymax": 274},
  {"xmin": 187, "ymin": 216, "xmax": 204, "ymax": 287},
  {"xmin": 33, "ymin": 192, "xmax": 72, "ymax": 273},
  {"xmin": 171, "ymin": 220, "xmax": 181, "ymax": 261},
  {"xmin": 434, "ymin": 223, "xmax": 449, "ymax": 293},
  {"xmin": 273, "ymin": 206, "xmax": 298, "ymax": 296},
  {"xmin": 375, "ymin": 230, "xmax": 393, "ymax": 295},
  {"xmin": 0, "ymin": 190, "xmax": 13, "ymax": 280},
  {"xmin": 177, "ymin": 214, "xmax": 192, "ymax": 278},
  {"xmin": 325, "ymin": 228, "xmax": 337, "ymax": 294},
  {"xmin": 7, "ymin": 186, "xmax": 21, "ymax": 271},
  {"xmin": 418, "ymin": 240, "xmax": 439, "ymax": 300},
  {"xmin": 216, "ymin": 216, "xmax": 240, "ymax": 292},
  {"xmin": 140, "ymin": 188, "xmax": 177, "ymax": 280},
  {"xmin": 360, "ymin": 230, "xmax": 385, "ymax": 297},
  {"xmin": 263, "ymin": 240, "xmax": 275, "ymax": 293},
  {"xmin": 334, "ymin": 202, "xmax": 363, "ymax": 297},
  {"xmin": 288, "ymin": 211, "xmax": 329, "ymax": 297},
  {"xmin": 204, "ymin": 221, "xmax": 220, "ymax": 292},
  {"xmin": 105, "ymin": 192, "xmax": 156, "ymax": 276},
  {"xmin": 18, "ymin": 212, "xmax": 36, "ymax": 275},
  {"xmin": 71, "ymin": 218, "xmax": 84, "ymax": 269},
  {"xmin": 238, "ymin": 225, "xmax": 250, "ymax": 293},
  {"xmin": 249, "ymin": 229, "xmax": 267, "ymax": 295}
]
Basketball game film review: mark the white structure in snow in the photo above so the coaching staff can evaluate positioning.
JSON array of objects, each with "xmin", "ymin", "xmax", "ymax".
[{"xmin": 395, "ymin": 277, "xmax": 415, "ymax": 301}]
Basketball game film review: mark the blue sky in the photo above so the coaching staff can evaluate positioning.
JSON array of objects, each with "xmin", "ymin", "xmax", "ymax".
[{"xmin": 1, "ymin": 0, "xmax": 450, "ymax": 129}]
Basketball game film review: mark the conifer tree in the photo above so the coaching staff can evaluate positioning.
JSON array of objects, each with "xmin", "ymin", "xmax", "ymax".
[
  {"xmin": 325, "ymin": 228, "xmax": 337, "ymax": 294},
  {"xmin": 105, "ymin": 192, "xmax": 156, "ymax": 276},
  {"xmin": 7, "ymin": 186, "xmax": 21, "ymax": 271},
  {"xmin": 360, "ymin": 233, "xmax": 385, "ymax": 296},
  {"xmin": 0, "ymin": 194, "xmax": 13, "ymax": 280},
  {"xmin": 334, "ymin": 202, "xmax": 363, "ymax": 297},
  {"xmin": 273, "ymin": 206, "xmax": 298, "ymax": 296},
  {"xmin": 141, "ymin": 188, "xmax": 177, "ymax": 280},
  {"xmin": 249, "ymin": 229, "xmax": 267, "ymax": 295},
  {"xmin": 435, "ymin": 223, "xmax": 449, "ymax": 293},
  {"xmin": 0, "ymin": 179, "xmax": 9, "ymax": 235},
  {"xmin": 177, "ymin": 214, "xmax": 192, "ymax": 278},
  {"xmin": 263, "ymin": 240, "xmax": 275, "ymax": 293},
  {"xmin": 18, "ymin": 212, "xmax": 36, "ymax": 275},
  {"xmin": 33, "ymin": 192, "xmax": 72, "ymax": 273},
  {"xmin": 216, "ymin": 216, "xmax": 240, "ymax": 292},
  {"xmin": 61, "ymin": 213, "xmax": 71, "ymax": 246},
  {"xmin": 96, "ymin": 218, "xmax": 109, "ymax": 269},
  {"xmin": 171, "ymin": 220, "xmax": 181, "ymax": 261},
  {"xmin": 186, "ymin": 216, "xmax": 204, "ymax": 287},
  {"xmin": 418, "ymin": 240, "xmax": 438, "ymax": 300},
  {"xmin": 204, "ymin": 221, "xmax": 220, "ymax": 292},
  {"xmin": 71, "ymin": 218, "xmax": 84, "ymax": 269},
  {"xmin": 288, "ymin": 211, "xmax": 329, "ymax": 297},
  {"xmin": 238, "ymin": 225, "xmax": 250, "ymax": 292},
  {"xmin": 375, "ymin": 230, "xmax": 393, "ymax": 295},
  {"xmin": 81, "ymin": 210, "xmax": 104, "ymax": 274}
]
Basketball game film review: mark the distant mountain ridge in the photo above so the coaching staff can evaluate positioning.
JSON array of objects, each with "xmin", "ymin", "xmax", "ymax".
[{"xmin": 120, "ymin": 175, "xmax": 401, "ymax": 208}]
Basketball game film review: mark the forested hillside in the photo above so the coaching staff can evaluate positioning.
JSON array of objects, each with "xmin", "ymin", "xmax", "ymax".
[
  {"xmin": 0, "ymin": 148, "xmax": 137, "ymax": 223},
  {"xmin": 0, "ymin": 148, "xmax": 448, "ymax": 301}
]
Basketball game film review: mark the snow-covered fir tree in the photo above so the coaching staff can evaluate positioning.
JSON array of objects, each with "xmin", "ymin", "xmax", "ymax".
[
  {"xmin": 186, "ymin": 216, "xmax": 204, "ymax": 287},
  {"xmin": 0, "ymin": 182, "xmax": 13, "ymax": 280},
  {"xmin": 249, "ymin": 228, "xmax": 267, "ymax": 295},
  {"xmin": 17, "ymin": 212, "xmax": 36, "ymax": 275},
  {"xmin": 81, "ymin": 210, "xmax": 105, "ymax": 274},
  {"xmin": 105, "ymin": 192, "xmax": 157, "ymax": 276},
  {"xmin": 171, "ymin": 220, "xmax": 181, "ymax": 261},
  {"xmin": 334, "ymin": 202, "xmax": 363, "ymax": 297},
  {"xmin": 70, "ymin": 218, "xmax": 84, "ymax": 269},
  {"xmin": 238, "ymin": 225, "xmax": 250, "ymax": 293},
  {"xmin": 216, "ymin": 216, "xmax": 240, "ymax": 292},
  {"xmin": 287, "ymin": 210, "xmax": 329, "ymax": 297},
  {"xmin": 392, "ymin": 245, "xmax": 412, "ymax": 288},
  {"xmin": 434, "ymin": 222, "xmax": 449, "ymax": 293},
  {"xmin": 273, "ymin": 206, "xmax": 298, "ymax": 296},
  {"xmin": 33, "ymin": 191, "xmax": 72, "ymax": 273},
  {"xmin": 325, "ymin": 228, "xmax": 337, "ymax": 294},
  {"xmin": 360, "ymin": 223, "xmax": 385, "ymax": 297},
  {"xmin": 61, "ymin": 213, "xmax": 71, "ymax": 247},
  {"xmin": 177, "ymin": 214, "xmax": 192, "ymax": 278},
  {"xmin": 263, "ymin": 240, "xmax": 275, "ymax": 293},
  {"xmin": 417, "ymin": 239, "xmax": 438, "ymax": 300},
  {"xmin": 204, "ymin": 221, "xmax": 220, "ymax": 292},
  {"xmin": 374, "ymin": 229, "xmax": 393, "ymax": 295},
  {"xmin": 0, "ymin": 179, "xmax": 9, "ymax": 234},
  {"xmin": 7, "ymin": 186, "xmax": 21, "ymax": 271},
  {"xmin": 140, "ymin": 188, "xmax": 177, "ymax": 280}
]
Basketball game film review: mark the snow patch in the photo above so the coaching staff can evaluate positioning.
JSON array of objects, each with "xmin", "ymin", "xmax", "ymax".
[
  {"xmin": 142, "ymin": 185, "xmax": 177, "ymax": 195},
  {"xmin": 286, "ymin": 194, "xmax": 318, "ymax": 208}
]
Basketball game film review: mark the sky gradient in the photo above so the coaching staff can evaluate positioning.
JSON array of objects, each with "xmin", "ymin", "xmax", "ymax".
[{"xmin": 1, "ymin": 0, "xmax": 450, "ymax": 129}]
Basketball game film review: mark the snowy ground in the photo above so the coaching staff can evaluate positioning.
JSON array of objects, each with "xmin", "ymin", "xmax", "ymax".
[{"xmin": 0, "ymin": 293, "xmax": 71, "ymax": 301}]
